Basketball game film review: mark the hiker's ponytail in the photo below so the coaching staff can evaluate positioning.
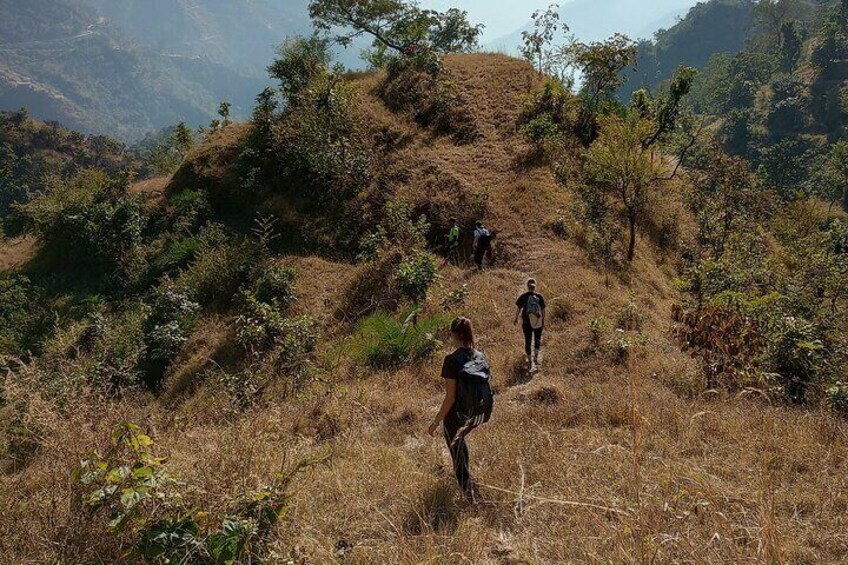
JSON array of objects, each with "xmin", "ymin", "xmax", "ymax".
[{"xmin": 451, "ymin": 317, "xmax": 475, "ymax": 349}]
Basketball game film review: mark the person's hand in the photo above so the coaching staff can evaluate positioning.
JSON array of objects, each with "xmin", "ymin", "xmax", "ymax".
[{"xmin": 428, "ymin": 420, "xmax": 440, "ymax": 437}]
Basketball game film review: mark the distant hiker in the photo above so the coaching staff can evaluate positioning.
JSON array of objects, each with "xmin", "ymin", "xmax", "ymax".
[
  {"xmin": 443, "ymin": 217, "xmax": 461, "ymax": 265},
  {"xmin": 428, "ymin": 317, "xmax": 494, "ymax": 499},
  {"xmin": 473, "ymin": 221, "xmax": 493, "ymax": 271},
  {"xmin": 514, "ymin": 278, "xmax": 546, "ymax": 369}
]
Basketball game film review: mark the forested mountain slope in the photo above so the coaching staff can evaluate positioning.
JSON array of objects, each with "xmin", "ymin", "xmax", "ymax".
[
  {"xmin": 81, "ymin": 0, "xmax": 314, "ymax": 76},
  {"xmin": 0, "ymin": 0, "xmax": 266, "ymax": 140}
]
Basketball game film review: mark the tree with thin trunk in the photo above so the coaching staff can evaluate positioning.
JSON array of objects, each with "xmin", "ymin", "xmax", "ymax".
[
  {"xmin": 585, "ymin": 66, "xmax": 697, "ymax": 262},
  {"xmin": 308, "ymin": 0, "xmax": 483, "ymax": 62},
  {"xmin": 586, "ymin": 115, "xmax": 660, "ymax": 262},
  {"xmin": 520, "ymin": 4, "xmax": 567, "ymax": 75}
]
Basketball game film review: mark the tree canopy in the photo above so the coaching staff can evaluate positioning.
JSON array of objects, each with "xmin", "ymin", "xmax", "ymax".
[{"xmin": 308, "ymin": 0, "xmax": 483, "ymax": 60}]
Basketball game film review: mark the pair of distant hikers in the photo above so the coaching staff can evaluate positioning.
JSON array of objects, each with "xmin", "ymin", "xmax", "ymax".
[
  {"xmin": 428, "ymin": 279, "xmax": 546, "ymax": 498},
  {"xmin": 443, "ymin": 219, "xmax": 494, "ymax": 271}
]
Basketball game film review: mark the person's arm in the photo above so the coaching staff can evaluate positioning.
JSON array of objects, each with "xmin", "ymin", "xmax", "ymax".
[
  {"xmin": 541, "ymin": 296, "xmax": 547, "ymax": 326},
  {"xmin": 428, "ymin": 378, "xmax": 457, "ymax": 436},
  {"xmin": 514, "ymin": 306, "xmax": 523, "ymax": 325}
]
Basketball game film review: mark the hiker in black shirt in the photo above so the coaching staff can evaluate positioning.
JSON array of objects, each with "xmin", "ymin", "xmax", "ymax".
[
  {"xmin": 514, "ymin": 278, "xmax": 546, "ymax": 369},
  {"xmin": 428, "ymin": 317, "xmax": 493, "ymax": 498}
]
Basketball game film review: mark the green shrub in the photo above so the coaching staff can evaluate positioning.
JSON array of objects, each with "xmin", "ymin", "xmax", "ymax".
[
  {"xmin": 588, "ymin": 316, "xmax": 612, "ymax": 346},
  {"xmin": 0, "ymin": 275, "xmax": 49, "ymax": 356},
  {"xmin": 616, "ymin": 299, "xmax": 644, "ymax": 331},
  {"xmin": 826, "ymin": 380, "xmax": 848, "ymax": 416},
  {"xmin": 766, "ymin": 316, "xmax": 824, "ymax": 403},
  {"xmin": 524, "ymin": 115, "xmax": 560, "ymax": 145},
  {"xmin": 395, "ymin": 251, "xmax": 439, "ymax": 302},
  {"xmin": 19, "ymin": 169, "xmax": 147, "ymax": 277},
  {"xmin": 152, "ymin": 236, "xmax": 201, "ymax": 275},
  {"xmin": 358, "ymin": 201, "xmax": 430, "ymax": 261},
  {"xmin": 252, "ymin": 264, "xmax": 297, "ymax": 309},
  {"xmin": 441, "ymin": 284, "xmax": 469, "ymax": 312},
  {"xmin": 175, "ymin": 230, "xmax": 256, "ymax": 310},
  {"xmin": 139, "ymin": 282, "xmax": 200, "ymax": 389},
  {"xmin": 354, "ymin": 310, "xmax": 445, "ymax": 370}
]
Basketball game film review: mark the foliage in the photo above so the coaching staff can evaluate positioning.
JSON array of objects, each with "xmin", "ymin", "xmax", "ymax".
[
  {"xmin": 354, "ymin": 309, "xmax": 445, "ymax": 369},
  {"xmin": 18, "ymin": 168, "xmax": 147, "ymax": 282},
  {"xmin": 76, "ymin": 423, "xmax": 174, "ymax": 533},
  {"xmin": 585, "ymin": 115, "xmax": 662, "ymax": 262},
  {"xmin": 174, "ymin": 227, "xmax": 257, "ymax": 310},
  {"xmin": 395, "ymin": 251, "xmax": 440, "ymax": 302},
  {"xmin": 252, "ymin": 265, "xmax": 298, "ymax": 310},
  {"xmin": 379, "ymin": 58, "xmax": 480, "ymax": 142},
  {"xmin": 521, "ymin": 4, "xmax": 569, "ymax": 75},
  {"xmin": 521, "ymin": 80, "xmax": 575, "ymax": 146},
  {"xmin": 139, "ymin": 282, "xmax": 200, "ymax": 389},
  {"xmin": 0, "ymin": 275, "xmax": 49, "ymax": 356},
  {"xmin": 267, "ymin": 37, "xmax": 333, "ymax": 104},
  {"xmin": 308, "ymin": 0, "xmax": 483, "ymax": 63},
  {"xmin": 261, "ymin": 40, "xmax": 372, "ymax": 215},
  {"xmin": 359, "ymin": 201, "xmax": 430, "ymax": 260}
]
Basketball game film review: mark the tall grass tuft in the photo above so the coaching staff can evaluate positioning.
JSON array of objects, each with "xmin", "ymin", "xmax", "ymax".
[{"xmin": 354, "ymin": 309, "xmax": 446, "ymax": 370}]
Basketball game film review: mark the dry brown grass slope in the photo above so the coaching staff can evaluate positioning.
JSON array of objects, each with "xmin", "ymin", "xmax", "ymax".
[{"xmin": 2, "ymin": 54, "xmax": 848, "ymax": 564}]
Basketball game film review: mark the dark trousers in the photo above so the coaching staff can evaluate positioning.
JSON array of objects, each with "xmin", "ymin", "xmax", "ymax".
[
  {"xmin": 523, "ymin": 322, "xmax": 543, "ymax": 356},
  {"xmin": 474, "ymin": 244, "xmax": 491, "ymax": 269},
  {"xmin": 443, "ymin": 411, "xmax": 480, "ymax": 493}
]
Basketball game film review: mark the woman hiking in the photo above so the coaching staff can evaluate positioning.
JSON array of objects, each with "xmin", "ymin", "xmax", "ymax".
[
  {"xmin": 514, "ymin": 278, "xmax": 546, "ymax": 369},
  {"xmin": 428, "ymin": 317, "xmax": 494, "ymax": 499}
]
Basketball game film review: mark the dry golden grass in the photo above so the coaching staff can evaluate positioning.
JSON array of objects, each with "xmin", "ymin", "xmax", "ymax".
[
  {"xmin": 3, "ymin": 55, "xmax": 848, "ymax": 564},
  {"xmin": 0, "ymin": 235, "xmax": 39, "ymax": 274}
]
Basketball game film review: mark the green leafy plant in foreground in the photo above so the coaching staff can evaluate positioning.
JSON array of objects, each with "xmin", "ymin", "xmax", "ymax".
[{"xmin": 76, "ymin": 422, "xmax": 323, "ymax": 563}]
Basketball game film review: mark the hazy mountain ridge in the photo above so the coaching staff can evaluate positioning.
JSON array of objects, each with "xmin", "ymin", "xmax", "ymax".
[
  {"xmin": 0, "ymin": 0, "xmax": 299, "ymax": 140},
  {"xmin": 80, "ymin": 0, "xmax": 314, "ymax": 77},
  {"xmin": 488, "ymin": 0, "xmax": 700, "ymax": 51}
]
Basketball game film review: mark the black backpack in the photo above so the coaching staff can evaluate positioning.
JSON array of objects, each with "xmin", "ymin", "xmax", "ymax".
[{"xmin": 455, "ymin": 350, "xmax": 494, "ymax": 423}]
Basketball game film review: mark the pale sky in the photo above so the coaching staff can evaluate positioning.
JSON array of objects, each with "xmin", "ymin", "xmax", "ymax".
[{"xmin": 422, "ymin": 0, "xmax": 555, "ymax": 41}]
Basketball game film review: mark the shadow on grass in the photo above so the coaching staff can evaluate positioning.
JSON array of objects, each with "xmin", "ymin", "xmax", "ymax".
[{"xmin": 404, "ymin": 481, "xmax": 463, "ymax": 535}]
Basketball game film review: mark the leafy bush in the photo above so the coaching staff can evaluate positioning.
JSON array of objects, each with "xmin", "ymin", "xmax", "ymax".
[
  {"xmin": 521, "ymin": 79, "xmax": 573, "ymax": 132},
  {"xmin": 379, "ymin": 61, "xmax": 480, "ymax": 143},
  {"xmin": 0, "ymin": 275, "xmax": 49, "ymax": 355},
  {"xmin": 139, "ymin": 282, "xmax": 200, "ymax": 389},
  {"xmin": 395, "ymin": 251, "xmax": 439, "ymax": 302},
  {"xmin": 252, "ymin": 264, "xmax": 297, "ymax": 309},
  {"xmin": 354, "ymin": 310, "xmax": 445, "ymax": 370},
  {"xmin": 524, "ymin": 115, "xmax": 560, "ymax": 145},
  {"xmin": 616, "ymin": 299, "xmax": 644, "ymax": 331},
  {"xmin": 358, "ymin": 201, "xmax": 430, "ymax": 261},
  {"xmin": 175, "ymin": 228, "xmax": 257, "ymax": 310},
  {"xmin": 766, "ymin": 316, "xmax": 824, "ymax": 403},
  {"xmin": 440, "ymin": 284, "xmax": 469, "ymax": 312},
  {"xmin": 588, "ymin": 316, "xmax": 612, "ymax": 347},
  {"xmin": 19, "ymin": 169, "xmax": 147, "ymax": 278}
]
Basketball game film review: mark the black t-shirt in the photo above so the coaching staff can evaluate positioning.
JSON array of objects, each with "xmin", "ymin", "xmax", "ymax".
[
  {"xmin": 441, "ymin": 347, "xmax": 475, "ymax": 380},
  {"xmin": 516, "ymin": 292, "xmax": 546, "ymax": 324}
]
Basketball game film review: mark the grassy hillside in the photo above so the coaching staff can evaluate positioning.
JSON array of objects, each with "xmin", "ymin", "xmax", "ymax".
[{"xmin": 2, "ymin": 52, "xmax": 848, "ymax": 564}]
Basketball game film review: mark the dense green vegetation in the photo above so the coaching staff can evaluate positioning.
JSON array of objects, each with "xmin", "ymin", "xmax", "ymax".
[{"xmin": 0, "ymin": 109, "xmax": 136, "ymax": 231}]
